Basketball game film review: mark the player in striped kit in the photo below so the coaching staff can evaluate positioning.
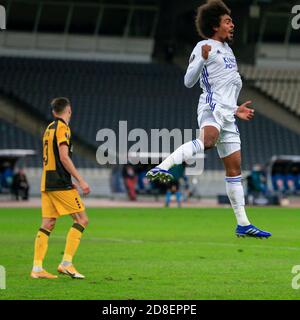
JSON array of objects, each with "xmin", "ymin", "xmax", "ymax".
[{"xmin": 147, "ymin": 0, "xmax": 271, "ymax": 238}]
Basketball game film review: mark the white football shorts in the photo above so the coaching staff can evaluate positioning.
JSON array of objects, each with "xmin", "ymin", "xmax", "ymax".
[{"xmin": 197, "ymin": 106, "xmax": 241, "ymax": 158}]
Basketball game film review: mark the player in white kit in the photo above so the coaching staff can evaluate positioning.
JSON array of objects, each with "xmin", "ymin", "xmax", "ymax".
[{"xmin": 147, "ymin": 0, "xmax": 271, "ymax": 238}]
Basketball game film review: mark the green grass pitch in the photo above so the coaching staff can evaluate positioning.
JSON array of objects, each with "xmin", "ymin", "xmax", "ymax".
[{"xmin": 0, "ymin": 207, "xmax": 300, "ymax": 300}]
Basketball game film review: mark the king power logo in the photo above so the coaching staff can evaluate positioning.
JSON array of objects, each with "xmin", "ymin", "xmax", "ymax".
[{"xmin": 0, "ymin": 5, "xmax": 6, "ymax": 30}]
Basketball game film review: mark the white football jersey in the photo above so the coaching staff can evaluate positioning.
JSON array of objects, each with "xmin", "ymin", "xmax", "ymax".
[{"xmin": 184, "ymin": 39, "xmax": 242, "ymax": 122}]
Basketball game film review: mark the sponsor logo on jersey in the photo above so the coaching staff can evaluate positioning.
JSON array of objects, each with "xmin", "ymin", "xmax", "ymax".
[{"xmin": 223, "ymin": 57, "xmax": 236, "ymax": 69}]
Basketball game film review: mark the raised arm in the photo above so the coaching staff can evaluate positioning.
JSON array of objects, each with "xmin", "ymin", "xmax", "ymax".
[{"xmin": 184, "ymin": 43, "xmax": 211, "ymax": 88}]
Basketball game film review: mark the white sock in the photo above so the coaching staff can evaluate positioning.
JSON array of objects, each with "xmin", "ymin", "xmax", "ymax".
[
  {"xmin": 159, "ymin": 139, "xmax": 204, "ymax": 171},
  {"xmin": 225, "ymin": 175, "xmax": 250, "ymax": 226},
  {"xmin": 62, "ymin": 261, "xmax": 72, "ymax": 267},
  {"xmin": 32, "ymin": 266, "xmax": 43, "ymax": 272}
]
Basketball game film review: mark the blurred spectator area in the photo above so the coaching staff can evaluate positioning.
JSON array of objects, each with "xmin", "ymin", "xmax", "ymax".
[
  {"xmin": 1, "ymin": 57, "xmax": 300, "ymax": 171},
  {"xmin": 239, "ymin": 64, "xmax": 300, "ymax": 116}
]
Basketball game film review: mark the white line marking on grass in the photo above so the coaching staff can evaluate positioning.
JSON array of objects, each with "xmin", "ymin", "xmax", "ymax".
[
  {"xmin": 52, "ymin": 236, "xmax": 144, "ymax": 244},
  {"xmin": 89, "ymin": 237, "xmax": 144, "ymax": 244},
  {"xmin": 201, "ymin": 241, "xmax": 300, "ymax": 252},
  {"xmin": 52, "ymin": 236, "xmax": 300, "ymax": 251}
]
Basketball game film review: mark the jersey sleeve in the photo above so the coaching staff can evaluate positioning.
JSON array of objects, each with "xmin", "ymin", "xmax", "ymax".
[
  {"xmin": 56, "ymin": 123, "xmax": 70, "ymax": 146},
  {"xmin": 184, "ymin": 43, "xmax": 206, "ymax": 88}
]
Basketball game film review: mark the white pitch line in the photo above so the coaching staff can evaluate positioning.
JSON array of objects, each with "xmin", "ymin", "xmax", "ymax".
[
  {"xmin": 51, "ymin": 236, "xmax": 300, "ymax": 251},
  {"xmin": 52, "ymin": 235, "xmax": 144, "ymax": 244},
  {"xmin": 200, "ymin": 241, "xmax": 300, "ymax": 252}
]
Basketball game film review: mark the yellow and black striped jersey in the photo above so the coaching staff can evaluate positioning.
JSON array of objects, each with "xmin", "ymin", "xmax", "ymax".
[{"xmin": 41, "ymin": 118, "xmax": 73, "ymax": 191}]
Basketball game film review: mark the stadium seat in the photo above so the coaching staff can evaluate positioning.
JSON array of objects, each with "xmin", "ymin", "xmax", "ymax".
[{"xmin": 1, "ymin": 57, "xmax": 300, "ymax": 170}]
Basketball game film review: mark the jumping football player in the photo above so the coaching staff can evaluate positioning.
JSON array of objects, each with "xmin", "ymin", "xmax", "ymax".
[
  {"xmin": 31, "ymin": 97, "xmax": 90, "ymax": 279},
  {"xmin": 147, "ymin": 0, "xmax": 271, "ymax": 238}
]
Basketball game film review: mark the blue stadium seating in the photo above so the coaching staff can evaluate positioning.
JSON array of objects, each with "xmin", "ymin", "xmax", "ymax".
[
  {"xmin": 0, "ymin": 57, "xmax": 300, "ymax": 170},
  {"xmin": 0, "ymin": 118, "xmax": 97, "ymax": 168}
]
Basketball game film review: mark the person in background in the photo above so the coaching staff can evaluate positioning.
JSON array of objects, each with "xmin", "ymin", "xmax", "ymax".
[
  {"xmin": 122, "ymin": 164, "xmax": 138, "ymax": 201},
  {"xmin": 272, "ymin": 164, "xmax": 285, "ymax": 194},
  {"xmin": 165, "ymin": 181, "xmax": 182, "ymax": 208},
  {"xmin": 12, "ymin": 168, "xmax": 30, "ymax": 200},
  {"xmin": 165, "ymin": 164, "xmax": 185, "ymax": 208},
  {"xmin": 247, "ymin": 164, "xmax": 267, "ymax": 196},
  {"xmin": 285, "ymin": 166, "xmax": 297, "ymax": 195},
  {"xmin": 182, "ymin": 175, "xmax": 191, "ymax": 202}
]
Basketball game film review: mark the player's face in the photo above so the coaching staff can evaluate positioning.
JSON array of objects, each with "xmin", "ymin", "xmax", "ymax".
[{"xmin": 215, "ymin": 14, "xmax": 234, "ymax": 43}]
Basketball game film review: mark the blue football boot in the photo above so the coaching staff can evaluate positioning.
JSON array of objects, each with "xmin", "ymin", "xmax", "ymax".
[
  {"xmin": 236, "ymin": 224, "xmax": 272, "ymax": 239},
  {"xmin": 146, "ymin": 167, "xmax": 174, "ymax": 183}
]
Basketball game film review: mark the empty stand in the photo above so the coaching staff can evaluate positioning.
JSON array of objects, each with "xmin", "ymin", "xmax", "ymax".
[
  {"xmin": 239, "ymin": 64, "xmax": 300, "ymax": 115},
  {"xmin": 0, "ymin": 57, "xmax": 300, "ymax": 170},
  {"xmin": 0, "ymin": 118, "xmax": 97, "ymax": 168}
]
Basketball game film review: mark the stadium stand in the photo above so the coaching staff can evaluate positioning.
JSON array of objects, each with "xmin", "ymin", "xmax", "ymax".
[
  {"xmin": 0, "ymin": 57, "xmax": 300, "ymax": 172},
  {"xmin": 239, "ymin": 64, "xmax": 300, "ymax": 116},
  {"xmin": 0, "ymin": 117, "xmax": 97, "ymax": 168}
]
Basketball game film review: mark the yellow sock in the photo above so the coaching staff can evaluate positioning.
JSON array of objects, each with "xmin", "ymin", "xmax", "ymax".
[
  {"xmin": 33, "ymin": 228, "xmax": 51, "ymax": 268},
  {"xmin": 62, "ymin": 223, "xmax": 85, "ymax": 263}
]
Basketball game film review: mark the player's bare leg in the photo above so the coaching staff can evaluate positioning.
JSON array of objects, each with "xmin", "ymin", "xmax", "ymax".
[
  {"xmin": 222, "ymin": 150, "xmax": 271, "ymax": 238},
  {"xmin": 147, "ymin": 126, "xmax": 219, "ymax": 182},
  {"xmin": 31, "ymin": 218, "xmax": 58, "ymax": 279},
  {"xmin": 201, "ymin": 125, "xmax": 219, "ymax": 150},
  {"xmin": 58, "ymin": 211, "xmax": 89, "ymax": 279}
]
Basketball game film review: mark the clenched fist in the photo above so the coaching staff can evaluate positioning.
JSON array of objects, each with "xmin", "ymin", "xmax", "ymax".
[{"xmin": 202, "ymin": 44, "xmax": 211, "ymax": 60}]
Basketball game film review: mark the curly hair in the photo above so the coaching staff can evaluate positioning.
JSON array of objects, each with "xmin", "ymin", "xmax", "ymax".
[{"xmin": 195, "ymin": 0, "xmax": 231, "ymax": 39}]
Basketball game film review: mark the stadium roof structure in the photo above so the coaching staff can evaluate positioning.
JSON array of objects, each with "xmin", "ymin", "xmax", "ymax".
[
  {"xmin": 268, "ymin": 155, "xmax": 300, "ymax": 163},
  {"xmin": 0, "ymin": 149, "xmax": 36, "ymax": 158},
  {"xmin": 0, "ymin": 149, "xmax": 37, "ymax": 169}
]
